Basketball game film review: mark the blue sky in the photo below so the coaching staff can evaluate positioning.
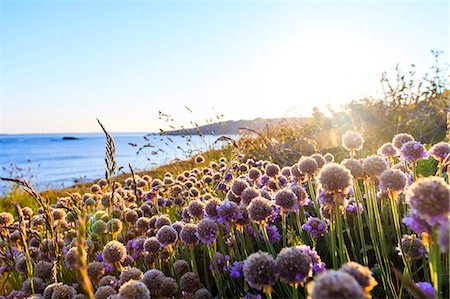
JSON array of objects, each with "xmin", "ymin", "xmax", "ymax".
[{"xmin": 1, "ymin": 1, "xmax": 448, "ymax": 134}]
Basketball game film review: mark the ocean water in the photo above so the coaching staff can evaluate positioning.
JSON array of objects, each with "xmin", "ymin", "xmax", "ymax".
[{"xmin": 0, "ymin": 133, "xmax": 230, "ymax": 192}]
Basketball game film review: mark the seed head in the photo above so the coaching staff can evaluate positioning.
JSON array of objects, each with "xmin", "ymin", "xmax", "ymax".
[
  {"xmin": 243, "ymin": 251, "xmax": 278, "ymax": 290},
  {"xmin": 379, "ymin": 169, "xmax": 408, "ymax": 193},
  {"xmin": 247, "ymin": 197, "xmax": 273, "ymax": 224},
  {"xmin": 118, "ymin": 280, "xmax": 150, "ymax": 299},
  {"xmin": 342, "ymin": 131, "xmax": 364, "ymax": 151},
  {"xmin": 180, "ymin": 272, "xmax": 201, "ymax": 294},
  {"xmin": 102, "ymin": 241, "xmax": 127, "ymax": 264},
  {"xmin": 318, "ymin": 163, "xmax": 353, "ymax": 194},
  {"xmin": 307, "ymin": 270, "xmax": 365, "ymax": 299},
  {"xmin": 392, "ymin": 133, "xmax": 414, "ymax": 150}
]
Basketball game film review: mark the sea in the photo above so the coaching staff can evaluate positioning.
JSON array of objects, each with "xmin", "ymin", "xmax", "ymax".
[{"xmin": 0, "ymin": 133, "xmax": 232, "ymax": 192}]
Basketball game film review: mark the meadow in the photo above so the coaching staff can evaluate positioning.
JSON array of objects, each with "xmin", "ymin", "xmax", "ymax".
[{"xmin": 0, "ymin": 58, "xmax": 449, "ymax": 299}]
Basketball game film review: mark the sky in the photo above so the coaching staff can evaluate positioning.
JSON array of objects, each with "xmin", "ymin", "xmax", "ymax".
[{"xmin": 1, "ymin": 0, "xmax": 448, "ymax": 134}]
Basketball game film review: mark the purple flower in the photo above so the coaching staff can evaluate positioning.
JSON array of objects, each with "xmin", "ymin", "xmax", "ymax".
[
  {"xmin": 416, "ymin": 282, "xmax": 435, "ymax": 299},
  {"xmin": 216, "ymin": 200, "xmax": 242, "ymax": 224},
  {"xmin": 399, "ymin": 141, "xmax": 428, "ymax": 162},
  {"xmin": 403, "ymin": 211, "xmax": 432, "ymax": 235},
  {"xmin": 297, "ymin": 245, "xmax": 326, "ymax": 275},
  {"xmin": 229, "ymin": 261, "xmax": 244, "ymax": 278},
  {"xmin": 346, "ymin": 198, "xmax": 363, "ymax": 214},
  {"xmin": 302, "ymin": 217, "xmax": 328, "ymax": 239},
  {"xmin": 259, "ymin": 224, "xmax": 281, "ymax": 244},
  {"xmin": 224, "ymin": 172, "xmax": 234, "ymax": 182}
]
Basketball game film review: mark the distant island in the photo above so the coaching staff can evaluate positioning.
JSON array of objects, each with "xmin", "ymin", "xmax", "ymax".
[
  {"xmin": 62, "ymin": 136, "xmax": 80, "ymax": 140},
  {"xmin": 163, "ymin": 117, "xmax": 310, "ymax": 136}
]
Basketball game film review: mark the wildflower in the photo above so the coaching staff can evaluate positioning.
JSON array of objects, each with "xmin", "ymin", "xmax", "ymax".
[
  {"xmin": 48, "ymin": 283, "xmax": 77, "ymax": 299},
  {"xmin": 346, "ymin": 198, "xmax": 363, "ymax": 214},
  {"xmin": 34, "ymin": 260, "xmax": 55, "ymax": 280},
  {"xmin": 0, "ymin": 212, "xmax": 14, "ymax": 227},
  {"xmin": 429, "ymin": 142, "xmax": 450, "ymax": 164},
  {"xmin": 298, "ymin": 157, "xmax": 318, "ymax": 176},
  {"xmin": 243, "ymin": 251, "xmax": 278, "ymax": 291},
  {"xmin": 379, "ymin": 169, "xmax": 408, "ymax": 194},
  {"xmin": 259, "ymin": 224, "xmax": 281, "ymax": 244},
  {"xmin": 209, "ymin": 252, "xmax": 228, "ymax": 274},
  {"xmin": 399, "ymin": 141, "xmax": 428, "ymax": 161},
  {"xmin": 106, "ymin": 218, "xmax": 123, "ymax": 235},
  {"xmin": 180, "ymin": 223, "xmax": 198, "ymax": 246},
  {"xmin": 118, "ymin": 280, "xmax": 150, "ymax": 299},
  {"xmin": 302, "ymin": 217, "xmax": 328, "ymax": 239},
  {"xmin": 193, "ymin": 288, "xmax": 213, "ymax": 299},
  {"xmin": 402, "ymin": 211, "xmax": 432, "ymax": 235},
  {"xmin": 339, "ymin": 262, "xmax": 377, "ymax": 295},
  {"xmin": 160, "ymin": 277, "xmax": 178, "ymax": 297},
  {"xmin": 310, "ymin": 153, "xmax": 326, "ymax": 169},
  {"xmin": 188, "ymin": 199, "xmax": 205, "ymax": 219},
  {"xmin": 172, "ymin": 221, "xmax": 185, "ymax": 234},
  {"xmin": 265, "ymin": 163, "xmax": 280, "ymax": 177},
  {"xmin": 249, "ymin": 168, "xmax": 262, "ymax": 180},
  {"xmin": 275, "ymin": 189, "xmax": 298, "ymax": 213},
  {"xmin": 102, "ymin": 241, "xmax": 127, "ymax": 264},
  {"xmin": 195, "ymin": 155, "xmax": 205, "ymax": 164},
  {"xmin": 157, "ymin": 225, "xmax": 178, "ymax": 247},
  {"xmin": 95, "ymin": 286, "xmax": 116, "ymax": 299},
  {"xmin": 180, "ymin": 272, "xmax": 201, "ymax": 294},
  {"xmin": 155, "ymin": 215, "xmax": 172, "ymax": 229},
  {"xmin": 378, "ymin": 142, "xmax": 397, "ymax": 157},
  {"xmin": 204, "ymin": 197, "xmax": 221, "ymax": 218},
  {"xmin": 98, "ymin": 275, "xmax": 119, "ymax": 288},
  {"xmin": 22, "ymin": 277, "xmax": 45, "ymax": 296},
  {"xmin": 318, "ymin": 163, "xmax": 353, "ymax": 194},
  {"xmin": 143, "ymin": 269, "xmax": 165, "ymax": 295},
  {"xmin": 65, "ymin": 247, "xmax": 87, "ymax": 269},
  {"xmin": 124, "ymin": 209, "xmax": 139, "ymax": 224},
  {"xmin": 397, "ymin": 235, "xmax": 425, "ymax": 261},
  {"xmin": 392, "ymin": 133, "xmax": 414, "ymax": 150},
  {"xmin": 229, "ymin": 261, "xmax": 244, "ymax": 278},
  {"xmin": 406, "ymin": 177, "xmax": 450, "ymax": 226},
  {"xmin": 297, "ymin": 245, "xmax": 326, "ymax": 275},
  {"xmin": 341, "ymin": 159, "xmax": 364, "ymax": 179},
  {"xmin": 86, "ymin": 261, "xmax": 104, "ymax": 282},
  {"xmin": 241, "ymin": 188, "xmax": 261, "ymax": 206},
  {"xmin": 306, "ymin": 270, "xmax": 365, "ymax": 299},
  {"xmin": 342, "ymin": 131, "xmax": 364, "ymax": 152},
  {"xmin": 281, "ymin": 167, "xmax": 291, "ymax": 177},
  {"xmin": 135, "ymin": 217, "xmax": 150, "ymax": 234},
  {"xmin": 324, "ymin": 153, "xmax": 334, "ymax": 163},
  {"xmin": 196, "ymin": 218, "xmax": 219, "ymax": 245},
  {"xmin": 247, "ymin": 197, "xmax": 273, "ymax": 224},
  {"xmin": 231, "ymin": 179, "xmax": 250, "ymax": 197},
  {"xmin": 362, "ymin": 155, "xmax": 388, "ymax": 179},
  {"xmin": 217, "ymin": 200, "xmax": 241, "ymax": 224},
  {"xmin": 415, "ymin": 282, "xmax": 435, "ymax": 299},
  {"xmin": 291, "ymin": 185, "xmax": 310, "ymax": 206},
  {"xmin": 173, "ymin": 259, "xmax": 190, "ymax": 277},
  {"xmin": 276, "ymin": 246, "xmax": 312, "ymax": 285}
]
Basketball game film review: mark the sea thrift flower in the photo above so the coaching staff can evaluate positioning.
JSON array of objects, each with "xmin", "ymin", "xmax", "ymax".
[
  {"xmin": 243, "ymin": 251, "xmax": 278, "ymax": 291},
  {"xmin": 275, "ymin": 189, "xmax": 298, "ymax": 213},
  {"xmin": 378, "ymin": 142, "xmax": 397, "ymax": 157},
  {"xmin": 342, "ymin": 131, "xmax": 364, "ymax": 152},
  {"xmin": 231, "ymin": 179, "xmax": 250, "ymax": 196},
  {"xmin": 196, "ymin": 218, "xmax": 219, "ymax": 245},
  {"xmin": 416, "ymin": 282, "xmax": 435, "ymax": 299},
  {"xmin": 143, "ymin": 269, "xmax": 165, "ymax": 295},
  {"xmin": 144, "ymin": 237, "xmax": 160, "ymax": 254},
  {"xmin": 173, "ymin": 259, "xmax": 190, "ymax": 277},
  {"xmin": 302, "ymin": 217, "xmax": 328, "ymax": 239},
  {"xmin": 406, "ymin": 177, "xmax": 450, "ymax": 226},
  {"xmin": 392, "ymin": 133, "xmax": 414, "ymax": 150},
  {"xmin": 119, "ymin": 267, "xmax": 143, "ymax": 285},
  {"xmin": 160, "ymin": 277, "xmax": 178, "ymax": 297},
  {"xmin": 204, "ymin": 197, "xmax": 221, "ymax": 218},
  {"xmin": 188, "ymin": 199, "xmax": 205, "ymax": 219},
  {"xmin": 95, "ymin": 286, "xmax": 116, "ymax": 299},
  {"xmin": 429, "ymin": 142, "xmax": 450, "ymax": 164},
  {"xmin": 118, "ymin": 280, "xmax": 150, "ymax": 299},
  {"xmin": 298, "ymin": 157, "xmax": 318, "ymax": 176},
  {"xmin": 193, "ymin": 288, "xmax": 213, "ymax": 299},
  {"xmin": 291, "ymin": 185, "xmax": 310, "ymax": 206},
  {"xmin": 307, "ymin": 270, "xmax": 365, "ymax": 299},
  {"xmin": 157, "ymin": 225, "xmax": 178, "ymax": 247},
  {"xmin": 102, "ymin": 241, "xmax": 127, "ymax": 264},
  {"xmin": 265, "ymin": 163, "xmax": 280, "ymax": 178},
  {"xmin": 180, "ymin": 223, "xmax": 198, "ymax": 246},
  {"xmin": 339, "ymin": 262, "xmax": 377, "ymax": 295},
  {"xmin": 217, "ymin": 200, "xmax": 241, "ymax": 224},
  {"xmin": 341, "ymin": 159, "xmax": 364, "ymax": 179},
  {"xmin": 318, "ymin": 163, "xmax": 353, "ymax": 194},
  {"xmin": 180, "ymin": 272, "xmax": 201, "ymax": 294},
  {"xmin": 399, "ymin": 141, "xmax": 428, "ymax": 161},
  {"xmin": 379, "ymin": 169, "xmax": 408, "ymax": 193},
  {"xmin": 249, "ymin": 168, "xmax": 262, "ymax": 180},
  {"xmin": 397, "ymin": 235, "xmax": 425, "ymax": 261},
  {"xmin": 247, "ymin": 197, "xmax": 273, "ymax": 224},
  {"xmin": 241, "ymin": 188, "xmax": 261, "ymax": 206},
  {"xmin": 275, "ymin": 246, "xmax": 313, "ymax": 285},
  {"xmin": 362, "ymin": 155, "xmax": 388, "ymax": 179}
]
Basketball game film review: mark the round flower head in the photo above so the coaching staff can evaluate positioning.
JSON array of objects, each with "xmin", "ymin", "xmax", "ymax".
[
  {"xmin": 323, "ymin": 153, "xmax": 334, "ymax": 163},
  {"xmin": 135, "ymin": 217, "xmax": 150, "ymax": 234},
  {"xmin": 180, "ymin": 272, "xmax": 201, "ymax": 294},
  {"xmin": 265, "ymin": 163, "xmax": 280, "ymax": 177},
  {"xmin": 429, "ymin": 142, "xmax": 450, "ymax": 164},
  {"xmin": 102, "ymin": 240, "xmax": 127, "ymax": 264},
  {"xmin": 399, "ymin": 141, "xmax": 428, "ymax": 161},
  {"xmin": 416, "ymin": 282, "xmax": 436, "ymax": 299},
  {"xmin": 50, "ymin": 284, "xmax": 77, "ymax": 299},
  {"xmin": 157, "ymin": 225, "xmax": 178, "ymax": 247},
  {"xmin": 290, "ymin": 164, "xmax": 303, "ymax": 179},
  {"xmin": 143, "ymin": 269, "xmax": 165, "ymax": 294},
  {"xmin": 302, "ymin": 217, "xmax": 328, "ymax": 239},
  {"xmin": 275, "ymin": 189, "xmax": 298, "ymax": 213},
  {"xmin": 118, "ymin": 280, "xmax": 150, "ymax": 299},
  {"xmin": 307, "ymin": 270, "xmax": 365, "ymax": 299},
  {"xmin": 406, "ymin": 177, "xmax": 450, "ymax": 226},
  {"xmin": 204, "ymin": 197, "xmax": 221, "ymax": 218},
  {"xmin": 119, "ymin": 267, "xmax": 143, "ymax": 285},
  {"xmin": 276, "ymin": 246, "xmax": 313, "ymax": 285},
  {"xmin": 362, "ymin": 155, "xmax": 388, "ymax": 179},
  {"xmin": 231, "ymin": 179, "xmax": 249, "ymax": 196},
  {"xmin": 124, "ymin": 210, "xmax": 139, "ymax": 224},
  {"xmin": 241, "ymin": 188, "xmax": 261, "ymax": 206},
  {"xmin": 180, "ymin": 223, "xmax": 198, "ymax": 246},
  {"xmin": 155, "ymin": 215, "xmax": 172, "ymax": 230},
  {"xmin": 249, "ymin": 168, "xmax": 262, "ymax": 180},
  {"xmin": 379, "ymin": 169, "xmax": 408, "ymax": 194},
  {"xmin": 342, "ymin": 131, "xmax": 364, "ymax": 152},
  {"xmin": 0, "ymin": 212, "xmax": 14, "ymax": 227},
  {"xmin": 35, "ymin": 260, "xmax": 55, "ymax": 280},
  {"xmin": 106, "ymin": 218, "xmax": 123, "ymax": 235},
  {"xmin": 188, "ymin": 199, "xmax": 205, "ymax": 219},
  {"xmin": 86, "ymin": 261, "xmax": 104, "ymax": 282},
  {"xmin": 318, "ymin": 163, "xmax": 353, "ymax": 194},
  {"xmin": 378, "ymin": 142, "xmax": 397, "ymax": 157},
  {"xmin": 291, "ymin": 185, "xmax": 310, "ymax": 206},
  {"xmin": 397, "ymin": 235, "xmax": 425, "ymax": 261},
  {"xmin": 195, "ymin": 155, "xmax": 205, "ymax": 164},
  {"xmin": 392, "ymin": 133, "xmax": 414, "ymax": 150},
  {"xmin": 298, "ymin": 157, "xmax": 319, "ymax": 176},
  {"xmin": 173, "ymin": 259, "xmax": 190, "ymax": 277},
  {"xmin": 217, "ymin": 200, "xmax": 241, "ymax": 224},
  {"xmin": 310, "ymin": 153, "xmax": 326, "ymax": 169},
  {"xmin": 196, "ymin": 218, "xmax": 219, "ymax": 245},
  {"xmin": 92, "ymin": 220, "xmax": 107, "ymax": 235},
  {"xmin": 281, "ymin": 166, "xmax": 292, "ymax": 177},
  {"xmin": 193, "ymin": 288, "xmax": 213, "ymax": 299},
  {"xmin": 402, "ymin": 211, "xmax": 432, "ymax": 235},
  {"xmin": 65, "ymin": 247, "xmax": 87, "ymax": 269},
  {"xmin": 22, "ymin": 277, "xmax": 45, "ymax": 295},
  {"xmin": 159, "ymin": 277, "xmax": 178, "ymax": 297},
  {"xmin": 98, "ymin": 275, "xmax": 119, "ymax": 288},
  {"xmin": 243, "ymin": 251, "xmax": 278, "ymax": 291},
  {"xmin": 95, "ymin": 286, "xmax": 116, "ymax": 299},
  {"xmin": 339, "ymin": 262, "xmax": 377, "ymax": 294},
  {"xmin": 143, "ymin": 236, "xmax": 160, "ymax": 254},
  {"xmin": 247, "ymin": 197, "xmax": 273, "ymax": 224},
  {"xmin": 341, "ymin": 159, "xmax": 364, "ymax": 179}
]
